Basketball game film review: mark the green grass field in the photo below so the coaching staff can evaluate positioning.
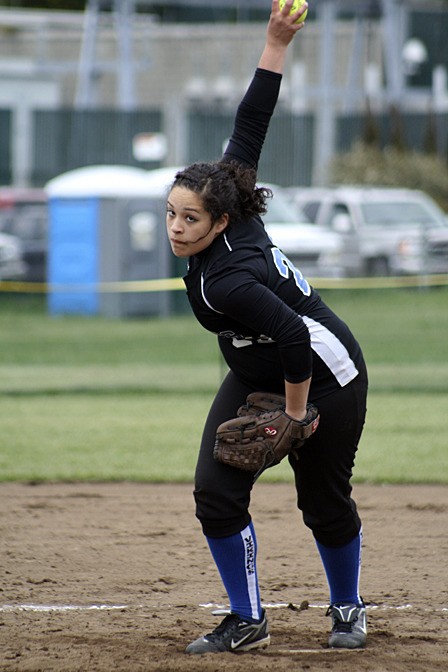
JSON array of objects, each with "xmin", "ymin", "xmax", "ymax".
[{"xmin": 1, "ymin": 289, "xmax": 447, "ymax": 483}]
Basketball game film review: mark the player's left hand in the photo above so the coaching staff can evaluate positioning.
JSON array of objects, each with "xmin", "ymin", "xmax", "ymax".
[{"xmin": 214, "ymin": 401, "xmax": 319, "ymax": 480}]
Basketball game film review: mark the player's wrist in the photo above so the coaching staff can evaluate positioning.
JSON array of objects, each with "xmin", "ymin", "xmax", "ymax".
[
  {"xmin": 284, "ymin": 407, "xmax": 307, "ymax": 422},
  {"xmin": 258, "ymin": 46, "xmax": 287, "ymax": 74}
]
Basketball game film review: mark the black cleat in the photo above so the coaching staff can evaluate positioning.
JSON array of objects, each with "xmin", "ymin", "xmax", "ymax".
[
  {"xmin": 327, "ymin": 602, "xmax": 367, "ymax": 649},
  {"xmin": 185, "ymin": 611, "xmax": 270, "ymax": 654}
]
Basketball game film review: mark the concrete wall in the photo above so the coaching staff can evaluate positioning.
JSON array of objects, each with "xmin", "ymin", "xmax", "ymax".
[{"xmin": 0, "ymin": 8, "xmax": 383, "ymax": 111}]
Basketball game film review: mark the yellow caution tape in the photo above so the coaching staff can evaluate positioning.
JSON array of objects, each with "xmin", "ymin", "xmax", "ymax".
[
  {"xmin": 1, "ymin": 274, "xmax": 448, "ymax": 294},
  {"xmin": 309, "ymin": 274, "xmax": 448, "ymax": 289},
  {"xmin": 0, "ymin": 277, "xmax": 185, "ymax": 293}
]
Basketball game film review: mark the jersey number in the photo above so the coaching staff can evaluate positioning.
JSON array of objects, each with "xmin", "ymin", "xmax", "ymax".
[{"xmin": 271, "ymin": 247, "xmax": 311, "ymax": 296}]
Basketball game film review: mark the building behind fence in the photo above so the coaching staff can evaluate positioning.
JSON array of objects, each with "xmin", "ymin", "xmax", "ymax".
[{"xmin": 1, "ymin": 3, "xmax": 447, "ymax": 188}]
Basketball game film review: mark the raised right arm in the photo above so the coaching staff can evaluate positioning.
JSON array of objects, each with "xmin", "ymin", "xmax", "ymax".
[{"xmin": 222, "ymin": 0, "xmax": 306, "ymax": 169}]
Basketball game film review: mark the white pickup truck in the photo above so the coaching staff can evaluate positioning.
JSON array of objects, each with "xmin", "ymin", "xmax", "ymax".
[
  {"xmin": 290, "ymin": 186, "xmax": 448, "ymax": 276},
  {"xmin": 260, "ymin": 183, "xmax": 343, "ymax": 279}
]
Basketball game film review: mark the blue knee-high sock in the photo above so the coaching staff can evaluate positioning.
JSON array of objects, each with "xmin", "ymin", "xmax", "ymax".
[
  {"xmin": 206, "ymin": 521, "xmax": 262, "ymax": 622},
  {"xmin": 316, "ymin": 529, "xmax": 363, "ymax": 606}
]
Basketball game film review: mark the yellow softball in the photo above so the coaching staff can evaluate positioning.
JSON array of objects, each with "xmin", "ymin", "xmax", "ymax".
[{"xmin": 279, "ymin": 0, "xmax": 308, "ymax": 23}]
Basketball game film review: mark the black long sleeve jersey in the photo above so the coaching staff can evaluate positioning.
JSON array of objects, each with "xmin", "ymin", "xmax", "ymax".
[{"xmin": 183, "ymin": 68, "xmax": 364, "ymax": 401}]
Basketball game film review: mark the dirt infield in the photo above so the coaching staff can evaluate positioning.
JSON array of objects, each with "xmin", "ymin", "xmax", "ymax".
[{"xmin": 1, "ymin": 482, "xmax": 447, "ymax": 671}]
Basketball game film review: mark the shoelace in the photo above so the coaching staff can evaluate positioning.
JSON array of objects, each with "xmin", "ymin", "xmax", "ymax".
[
  {"xmin": 207, "ymin": 614, "xmax": 242, "ymax": 640},
  {"xmin": 326, "ymin": 606, "xmax": 358, "ymax": 633},
  {"xmin": 333, "ymin": 619, "xmax": 355, "ymax": 633}
]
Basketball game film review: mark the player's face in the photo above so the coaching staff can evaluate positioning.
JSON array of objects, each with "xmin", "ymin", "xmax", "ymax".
[{"xmin": 166, "ymin": 187, "xmax": 228, "ymax": 257}]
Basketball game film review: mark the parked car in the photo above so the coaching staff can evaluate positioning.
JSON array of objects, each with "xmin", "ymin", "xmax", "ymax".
[
  {"xmin": 260, "ymin": 183, "xmax": 344, "ymax": 278},
  {"xmin": 0, "ymin": 188, "xmax": 48, "ymax": 282},
  {"xmin": 289, "ymin": 186, "xmax": 448, "ymax": 276},
  {"xmin": 145, "ymin": 168, "xmax": 344, "ymax": 278}
]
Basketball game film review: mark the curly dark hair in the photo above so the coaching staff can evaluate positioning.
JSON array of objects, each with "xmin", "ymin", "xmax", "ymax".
[{"xmin": 170, "ymin": 160, "xmax": 272, "ymax": 224}]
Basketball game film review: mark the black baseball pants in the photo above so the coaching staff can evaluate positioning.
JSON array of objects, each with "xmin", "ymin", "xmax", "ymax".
[{"xmin": 193, "ymin": 363, "xmax": 368, "ymax": 548}]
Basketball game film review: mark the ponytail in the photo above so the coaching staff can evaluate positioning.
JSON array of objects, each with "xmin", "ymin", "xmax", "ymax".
[{"xmin": 171, "ymin": 161, "xmax": 272, "ymax": 224}]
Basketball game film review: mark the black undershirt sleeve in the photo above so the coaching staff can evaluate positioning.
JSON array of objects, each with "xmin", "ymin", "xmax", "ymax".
[{"xmin": 221, "ymin": 68, "xmax": 282, "ymax": 169}]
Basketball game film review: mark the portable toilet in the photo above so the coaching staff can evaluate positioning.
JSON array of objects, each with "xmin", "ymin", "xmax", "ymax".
[{"xmin": 45, "ymin": 165, "xmax": 172, "ymax": 317}]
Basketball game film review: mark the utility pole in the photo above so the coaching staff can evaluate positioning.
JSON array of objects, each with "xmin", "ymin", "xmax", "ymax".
[
  {"xmin": 312, "ymin": 0, "xmax": 338, "ymax": 186},
  {"xmin": 312, "ymin": 0, "xmax": 413, "ymax": 185},
  {"xmin": 75, "ymin": 0, "xmax": 136, "ymax": 110}
]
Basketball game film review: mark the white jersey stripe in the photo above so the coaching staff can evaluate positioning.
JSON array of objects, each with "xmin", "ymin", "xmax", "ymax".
[
  {"xmin": 201, "ymin": 273, "xmax": 223, "ymax": 313},
  {"xmin": 302, "ymin": 316, "xmax": 358, "ymax": 386},
  {"xmin": 223, "ymin": 233, "xmax": 233, "ymax": 251}
]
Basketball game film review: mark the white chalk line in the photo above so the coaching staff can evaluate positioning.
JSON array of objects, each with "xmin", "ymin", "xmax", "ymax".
[
  {"xmin": 275, "ymin": 648, "xmax": 365, "ymax": 654},
  {"xmin": 200, "ymin": 602, "xmax": 448, "ymax": 613},
  {"xmin": 0, "ymin": 604, "xmax": 129, "ymax": 613},
  {"xmin": 1, "ymin": 602, "xmax": 447, "ymax": 614}
]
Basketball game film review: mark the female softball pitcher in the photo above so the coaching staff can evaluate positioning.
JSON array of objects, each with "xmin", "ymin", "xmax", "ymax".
[{"xmin": 166, "ymin": 0, "xmax": 368, "ymax": 654}]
